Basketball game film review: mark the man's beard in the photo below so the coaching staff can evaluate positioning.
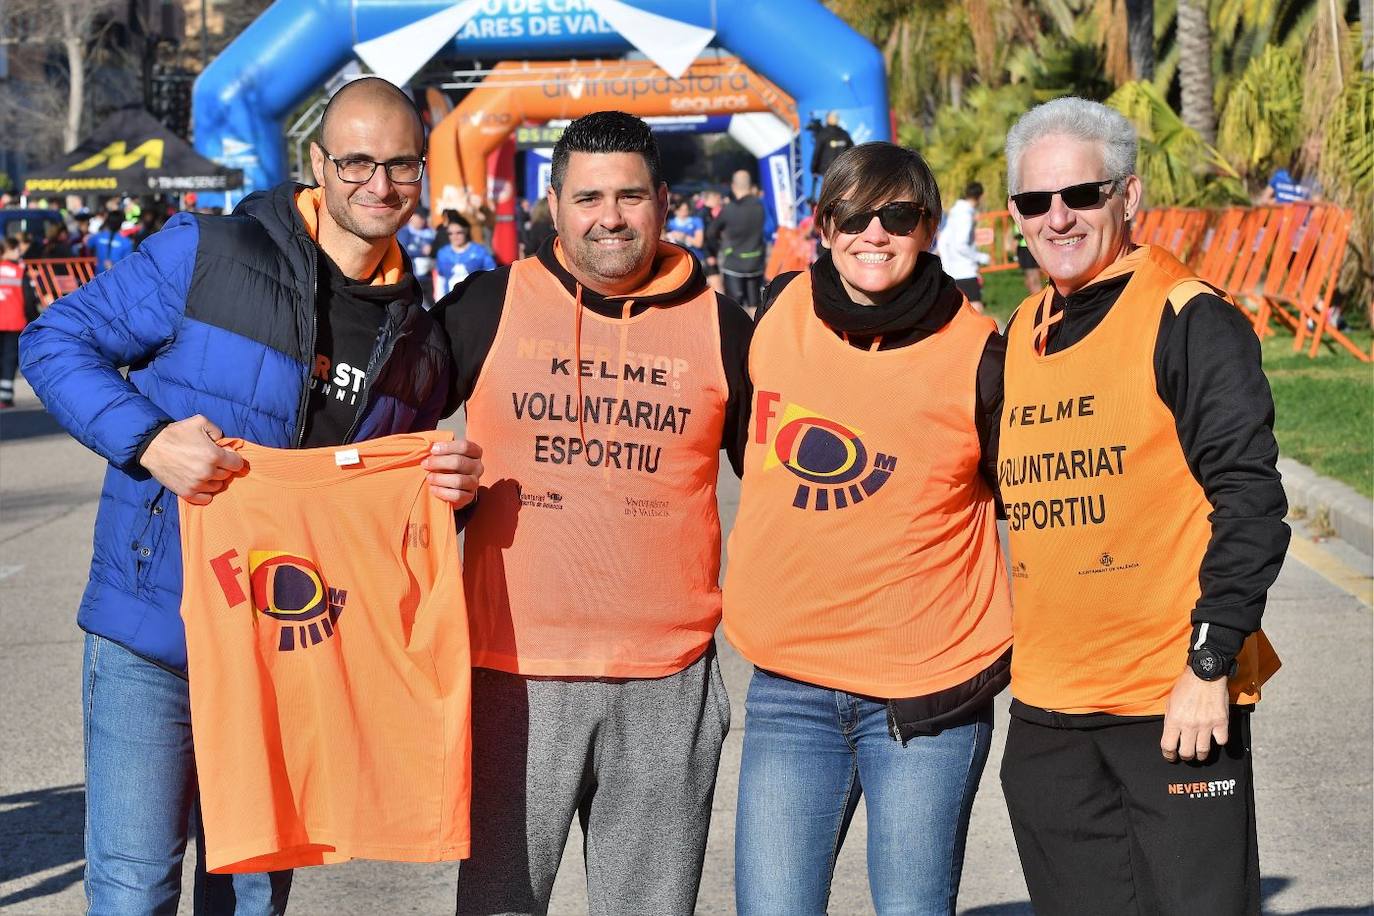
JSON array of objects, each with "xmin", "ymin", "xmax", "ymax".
[
  {"xmin": 328, "ymin": 192, "xmax": 409, "ymax": 242},
  {"xmin": 566, "ymin": 228, "xmax": 651, "ymax": 282}
]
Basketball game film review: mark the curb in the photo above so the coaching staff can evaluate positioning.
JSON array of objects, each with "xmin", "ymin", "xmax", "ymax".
[{"xmin": 1278, "ymin": 457, "xmax": 1374, "ymax": 559}]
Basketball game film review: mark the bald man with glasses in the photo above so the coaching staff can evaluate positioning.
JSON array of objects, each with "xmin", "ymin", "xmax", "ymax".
[{"xmin": 21, "ymin": 76, "xmax": 482, "ymax": 914}]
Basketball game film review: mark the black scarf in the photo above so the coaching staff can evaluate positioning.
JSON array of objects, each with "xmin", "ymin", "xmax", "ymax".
[{"xmin": 810, "ymin": 250, "xmax": 955, "ymax": 337}]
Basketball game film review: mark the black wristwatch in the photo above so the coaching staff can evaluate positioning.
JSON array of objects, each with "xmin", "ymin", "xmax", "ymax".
[{"xmin": 1188, "ymin": 646, "xmax": 1237, "ymax": 682}]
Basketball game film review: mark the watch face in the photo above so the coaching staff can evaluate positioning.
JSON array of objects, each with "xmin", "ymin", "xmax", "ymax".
[{"xmin": 1191, "ymin": 648, "xmax": 1232, "ymax": 680}]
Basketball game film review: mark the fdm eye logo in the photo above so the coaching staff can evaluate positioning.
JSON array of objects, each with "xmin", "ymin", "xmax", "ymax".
[
  {"xmin": 208, "ymin": 549, "xmax": 348, "ymax": 652},
  {"xmin": 753, "ymin": 390, "xmax": 898, "ymax": 510}
]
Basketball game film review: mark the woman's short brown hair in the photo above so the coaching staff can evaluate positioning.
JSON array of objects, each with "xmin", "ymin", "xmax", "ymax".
[{"xmin": 815, "ymin": 141, "xmax": 942, "ymax": 236}]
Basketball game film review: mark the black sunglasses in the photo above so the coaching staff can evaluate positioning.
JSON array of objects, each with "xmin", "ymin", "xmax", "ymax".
[
  {"xmin": 832, "ymin": 201, "xmax": 928, "ymax": 235},
  {"xmin": 1010, "ymin": 179, "xmax": 1117, "ymax": 217}
]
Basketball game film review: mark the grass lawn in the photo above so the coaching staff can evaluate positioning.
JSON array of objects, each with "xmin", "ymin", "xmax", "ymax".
[
  {"xmin": 982, "ymin": 269, "xmax": 1033, "ymax": 325},
  {"xmin": 1262, "ymin": 331, "xmax": 1373, "ymax": 497},
  {"xmin": 979, "ymin": 268, "xmax": 1374, "ymax": 498}
]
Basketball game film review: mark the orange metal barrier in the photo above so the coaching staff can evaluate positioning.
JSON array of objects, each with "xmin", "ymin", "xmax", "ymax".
[
  {"xmin": 1199, "ymin": 208, "xmax": 1251, "ymax": 289},
  {"xmin": 1287, "ymin": 207, "xmax": 1361, "ymax": 359},
  {"xmin": 975, "ymin": 210, "xmax": 1020, "ymax": 273},
  {"xmin": 1167, "ymin": 210, "xmax": 1212, "ymax": 264},
  {"xmin": 1133, "ymin": 204, "xmax": 1369, "ymax": 362},
  {"xmin": 1134, "ymin": 208, "xmax": 1164, "ymax": 245},
  {"xmin": 25, "ymin": 257, "xmax": 97, "ymax": 305},
  {"xmin": 1238, "ymin": 205, "xmax": 1306, "ymax": 336}
]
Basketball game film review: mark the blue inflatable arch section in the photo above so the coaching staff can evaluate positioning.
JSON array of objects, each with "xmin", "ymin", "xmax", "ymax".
[{"xmin": 193, "ymin": 0, "xmax": 888, "ymax": 202}]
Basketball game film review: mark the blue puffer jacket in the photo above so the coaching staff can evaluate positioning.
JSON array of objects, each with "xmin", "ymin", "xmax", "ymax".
[{"xmin": 20, "ymin": 183, "xmax": 451, "ymax": 672}]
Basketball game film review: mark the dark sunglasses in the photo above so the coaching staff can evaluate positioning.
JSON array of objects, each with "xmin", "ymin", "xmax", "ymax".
[
  {"xmin": 832, "ymin": 201, "xmax": 928, "ymax": 235},
  {"xmin": 1010, "ymin": 179, "xmax": 1117, "ymax": 217}
]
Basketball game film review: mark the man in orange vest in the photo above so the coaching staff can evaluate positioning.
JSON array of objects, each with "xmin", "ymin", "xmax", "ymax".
[
  {"xmin": 436, "ymin": 111, "xmax": 752, "ymax": 914},
  {"xmin": 997, "ymin": 97, "xmax": 1289, "ymax": 915}
]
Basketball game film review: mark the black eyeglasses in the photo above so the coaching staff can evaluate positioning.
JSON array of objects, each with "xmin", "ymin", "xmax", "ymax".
[
  {"xmin": 831, "ymin": 201, "xmax": 928, "ymax": 235},
  {"xmin": 318, "ymin": 147, "xmax": 425, "ymax": 185},
  {"xmin": 1010, "ymin": 179, "xmax": 1117, "ymax": 217}
]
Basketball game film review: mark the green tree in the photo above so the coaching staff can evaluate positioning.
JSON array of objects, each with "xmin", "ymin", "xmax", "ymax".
[
  {"xmin": 1007, "ymin": 32, "xmax": 1116, "ymax": 101},
  {"xmin": 911, "ymin": 81, "xmax": 1036, "ymax": 207},
  {"xmin": 1321, "ymin": 71, "xmax": 1374, "ymax": 323},
  {"xmin": 1176, "ymin": 0, "xmax": 1219, "ymax": 144},
  {"xmin": 1216, "ymin": 45, "xmax": 1303, "ymax": 184},
  {"xmin": 1108, "ymin": 80, "xmax": 1245, "ymax": 205}
]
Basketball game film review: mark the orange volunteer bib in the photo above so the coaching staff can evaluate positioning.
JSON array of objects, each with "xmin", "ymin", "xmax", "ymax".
[
  {"xmin": 179, "ymin": 431, "xmax": 470, "ymax": 873},
  {"xmin": 463, "ymin": 253, "xmax": 728, "ymax": 677},
  {"xmin": 724, "ymin": 271, "xmax": 1012, "ymax": 698},
  {"xmin": 1001, "ymin": 245, "xmax": 1278, "ymax": 715}
]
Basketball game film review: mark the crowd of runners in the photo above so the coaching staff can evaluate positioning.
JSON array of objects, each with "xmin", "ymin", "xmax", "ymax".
[{"xmin": 16, "ymin": 75, "xmax": 1287, "ymax": 916}]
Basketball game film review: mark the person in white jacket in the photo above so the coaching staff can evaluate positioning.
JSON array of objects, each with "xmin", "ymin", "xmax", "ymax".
[{"xmin": 937, "ymin": 182, "xmax": 990, "ymax": 312}]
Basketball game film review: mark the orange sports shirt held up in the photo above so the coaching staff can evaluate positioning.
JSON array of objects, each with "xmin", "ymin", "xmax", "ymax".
[
  {"xmin": 724, "ymin": 271, "xmax": 1013, "ymax": 698},
  {"xmin": 1001, "ymin": 245, "xmax": 1279, "ymax": 715},
  {"xmin": 178, "ymin": 431, "xmax": 470, "ymax": 873}
]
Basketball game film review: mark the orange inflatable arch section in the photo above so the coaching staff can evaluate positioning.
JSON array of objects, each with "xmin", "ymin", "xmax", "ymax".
[{"xmin": 428, "ymin": 56, "xmax": 798, "ymax": 216}]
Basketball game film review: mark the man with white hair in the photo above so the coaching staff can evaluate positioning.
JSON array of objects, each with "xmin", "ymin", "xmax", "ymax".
[{"xmin": 996, "ymin": 96, "xmax": 1289, "ymax": 915}]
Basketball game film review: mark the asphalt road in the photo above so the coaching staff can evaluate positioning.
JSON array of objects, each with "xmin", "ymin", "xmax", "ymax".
[{"xmin": 2, "ymin": 385, "xmax": 1371, "ymax": 915}]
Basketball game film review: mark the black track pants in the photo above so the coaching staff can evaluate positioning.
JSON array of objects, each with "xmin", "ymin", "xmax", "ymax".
[
  {"xmin": 724, "ymin": 272, "xmax": 762, "ymax": 308},
  {"xmin": 1000, "ymin": 710, "xmax": 1259, "ymax": 916}
]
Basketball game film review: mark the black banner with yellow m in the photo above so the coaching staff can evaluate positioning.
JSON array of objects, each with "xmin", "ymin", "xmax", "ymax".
[{"xmin": 23, "ymin": 107, "xmax": 242, "ymax": 195}]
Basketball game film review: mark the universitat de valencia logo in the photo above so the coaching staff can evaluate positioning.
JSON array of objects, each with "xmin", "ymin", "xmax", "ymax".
[
  {"xmin": 208, "ymin": 548, "xmax": 348, "ymax": 652},
  {"xmin": 753, "ymin": 391, "xmax": 899, "ymax": 511}
]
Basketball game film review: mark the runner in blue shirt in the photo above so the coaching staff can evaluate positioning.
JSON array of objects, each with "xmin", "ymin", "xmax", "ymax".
[
  {"xmin": 396, "ymin": 208, "xmax": 437, "ymax": 305},
  {"xmin": 90, "ymin": 221, "xmax": 134, "ymax": 274},
  {"xmin": 1259, "ymin": 168, "xmax": 1313, "ymax": 204},
  {"xmin": 434, "ymin": 216, "xmax": 496, "ymax": 296},
  {"xmin": 665, "ymin": 199, "xmax": 706, "ymax": 265}
]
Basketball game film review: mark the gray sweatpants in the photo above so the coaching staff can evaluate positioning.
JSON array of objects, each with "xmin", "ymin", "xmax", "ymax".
[{"xmin": 456, "ymin": 643, "xmax": 731, "ymax": 916}]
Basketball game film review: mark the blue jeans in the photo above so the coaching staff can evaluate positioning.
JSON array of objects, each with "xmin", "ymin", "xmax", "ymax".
[
  {"xmin": 82, "ymin": 634, "xmax": 292, "ymax": 915},
  {"xmin": 735, "ymin": 668, "xmax": 993, "ymax": 916}
]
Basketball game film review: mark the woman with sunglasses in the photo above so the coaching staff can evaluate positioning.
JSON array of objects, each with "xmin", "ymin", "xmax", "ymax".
[{"xmin": 723, "ymin": 141, "xmax": 1012, "ymax": 915}]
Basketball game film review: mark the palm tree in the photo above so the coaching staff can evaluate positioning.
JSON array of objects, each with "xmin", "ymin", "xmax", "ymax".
[
  {"xmin": 1365, "ymin": 0, "xmax": 1373, "ymax": 71},
  {"xmin": 827, "ymin": 0, "xmax": 975, "ymax": 118},
  {"xmin": 1125, "ymin": 0, "xmax": 1156, "ymax": 79},
  {"xmin": 1176, "ymin": 0, "xmax": 1218, "ymax": 145},
  {"xmin": 1320, "ymin": 72, "xmax": 1373, "ymax": 321},
  {"xmin": 915, "ymin": 81, "xmax": 1037, "ymax": 206},
  {"xmin": 1217, "ymin": 45, "xmax": 1303, "ymax": 184},
  {"xmin": 1108, "ymin": 80, "xmax": 1244, "ymax": 206}
]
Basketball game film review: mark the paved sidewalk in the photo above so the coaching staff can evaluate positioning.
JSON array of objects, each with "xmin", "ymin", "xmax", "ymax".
[
  {"xmin": 1278, "ymin": 457, "xmax": 1373, "ymax": 558},
  {"xmin": 2, "ymin": 386, "xmax": 1371, "ymax": 914}
]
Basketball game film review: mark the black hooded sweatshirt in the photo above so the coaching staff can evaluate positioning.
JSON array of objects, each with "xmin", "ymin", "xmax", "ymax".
[{"xmin": 435, "ymin": 235, "xmax": 754, "ymax": 475}]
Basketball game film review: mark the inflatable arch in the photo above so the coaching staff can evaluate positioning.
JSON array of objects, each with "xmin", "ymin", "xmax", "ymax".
[
  {"xmin": 429, "ymin": 56, "xmax": 797, "ymax": 218},
  {"xmin": 193, "ymin": 0, "xmax": 888, "ymax": 206},
  {"xmin": 518, "ymin": 111, "xmax": 800, "ymax": 219}
]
